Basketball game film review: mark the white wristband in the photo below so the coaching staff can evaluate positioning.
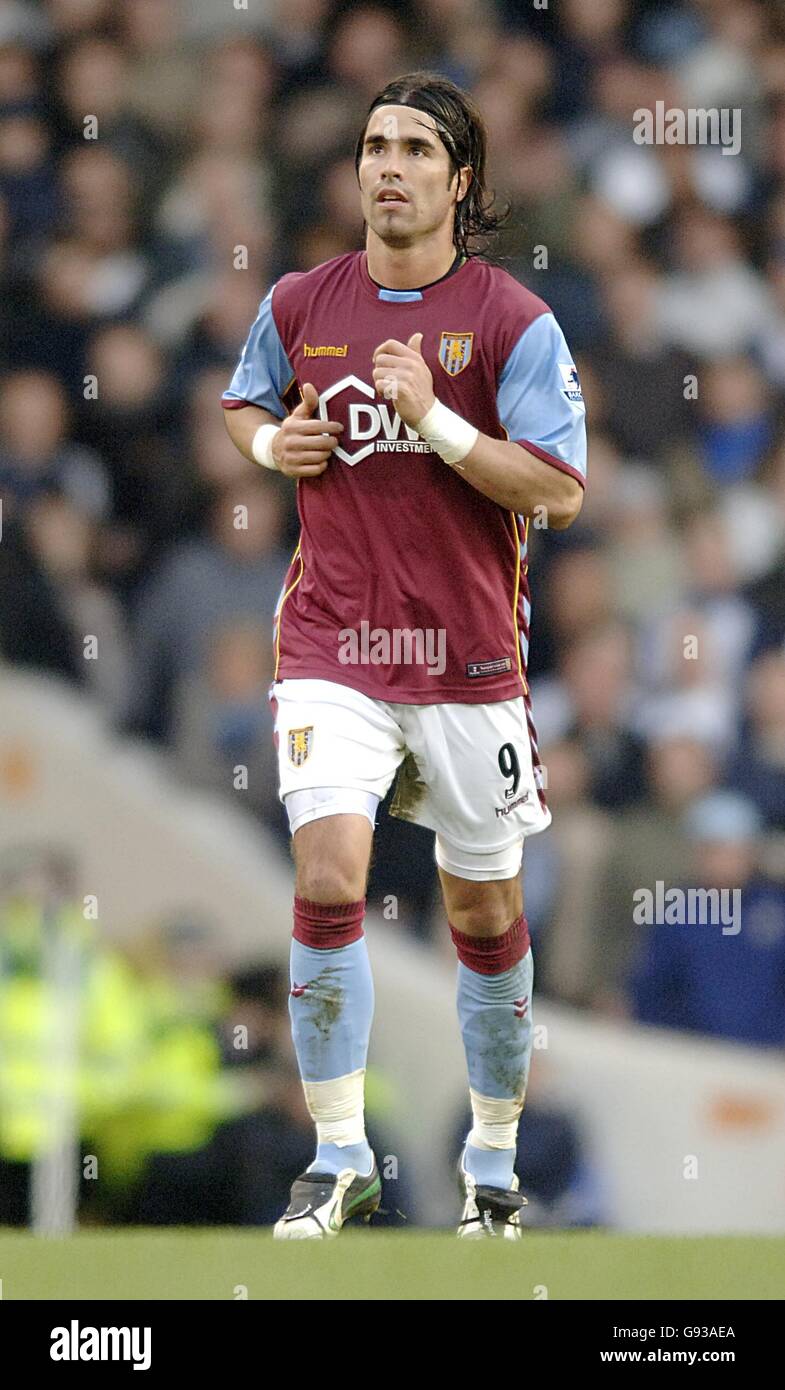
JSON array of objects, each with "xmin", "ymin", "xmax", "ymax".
[
  {"xmin": 414, "ymin": 398, "xmax": 479, "ymax": 468},
  {"xmin": 251, "ymin": 422, "xmax": 280, "ymax": 470}
]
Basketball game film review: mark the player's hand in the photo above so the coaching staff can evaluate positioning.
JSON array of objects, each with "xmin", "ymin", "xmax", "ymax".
[
  {"xmin": 272, "ymin": 382, "xmax": 343, "ymax": 477},
  {"xmin": 372, "ymin": 333, "xmax": 435, "ymax": 428}
]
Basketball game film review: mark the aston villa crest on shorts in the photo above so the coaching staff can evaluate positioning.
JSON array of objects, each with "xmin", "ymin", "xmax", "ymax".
[
  {"xmin": 288, "ymin": 726, "xmax": 313, "ymax": 766},
  {"xmin": 439, "ymin": 331, "xmax": 473, "ymax": 376}
]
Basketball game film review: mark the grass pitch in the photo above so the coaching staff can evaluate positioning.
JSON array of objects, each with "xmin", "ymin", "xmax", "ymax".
[{"xmin": 0, "ymin": 1230, "xmax": 783, "ymax": 1300}]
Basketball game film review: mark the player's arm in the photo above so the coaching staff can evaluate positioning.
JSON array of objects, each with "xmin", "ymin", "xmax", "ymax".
[
  {"xmin": 223, "ymin": 401, "xmax": 282, "ymax": 461},
  {"xmin": 438, "ymin": 431, "xmax": 583, "ymax": 527},
  {"xmin": 223, "ymin": 389, "xmax": 343, "ymax": 478},
  {"xmin": 221, "ymin": 284, "xmax": 342, "ymax": 478},
  {"xmin": 373, "ymin": 317, "xmax": 587, "ymax": 528}
]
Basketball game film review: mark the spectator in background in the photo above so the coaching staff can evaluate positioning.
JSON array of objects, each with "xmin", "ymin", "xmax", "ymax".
[
  {"xmin": 274, "ymin": 80, "xmax": 363, "ymax": 261},
  {"xmin": 171, "ymin": 620, "xmax": 285, "ymax": 841},
  {"xmin": 25, "ymin": 490, "xmax": 130, "ymax": 715},
  {"xmin": 151, "ymin": 154, "xmax": 272, "ymax": 325},
  {"xmin": 596, "ymin": 733, "xmax": 721, "ymax": 1010},
  {"xmin": 696, "ymin": 357, "xmax": 777, "ymax": 487},
  {"xmin": 44, "ymin": 0, "xmax": 113, "ymax": 44},
  {"xmin": 553, "ymin": 620, "xmax": 647, "ymax": 811},
  {"xmin": 24, "ymin": 144, "xmax": 177, "ymax": 393},
  {"xmin": 742, "ymin": 435, "xmax": 785, "ymax": 654},
  {"xmin": 46, "ymin": 146, "xmax": 153, "ymax": 317},
  {"xmin": 429, "ymin": 0, "xmax": 508, "ymax": 90},
  {"xmin": 170, "ymin": 268, "xmax": 273, "ymax": 381},
  {"xmin": 720, "ymin": 433, "xmax": 785, "ymax": 586},
  {"xmin": 0, "ymin": 507, "xmax": 85, "ymax": 683},
  {"xmin": 523, "ymin": 735, "xmax": 613, "ymax": 1008},
  {"xmin": 0, "ymin": 38, "xmax": 42, "ymax": 116},
  {"xmin": 53, "ymin": 35, "xmax": 167, "ymax": 194},
  {"xmin": 126, "ymin": 475, "xmax": 289, "ymax": 740},
  {"xmin": 76, "ymin": 323, "xmax": 193, "ymax": 593},
  {"xmin": 187, "ymin": 367, "xmax": 261, "ymax": 492},
  {"xmin": 545, "ymin": 0, "xmax": 630, "ymax": 124},
  {"xmin": 325, "ymin": 5, "xmax": 408, "ymax": 103},
  {"xmin": 266, "ymin": 0, "xmax": 331, "ymax": 91},
  {"xmin": 190, "ymin": 38, "xmax": 275, "ymax": 163},
  {"xmin": 120, "ymin": 0, "xmax": 201, "ymax": 148},
  {"xmin": 724, "ymin": 651, "xmax": 785, "ymax": 832},
  {"xmin": 659, "ymin": 206, "xmax": 780, "ymax": 363},
  {"xmin": 676, "ymin": 0, "xmax": 763, "ymax": 120},
  {"xmin": 605, "ymin": 465, "xmax": 684, "ymax": 624},
  {"xmin": 0, "ymin": 191, "xmax": 16, "ymax": 359},
  {"xmin": 0, "ymin": 101, "xmax": 59, "ymax": 242},
  {"xmin": 525, "ymin": 535, "xmax": 614, "ymax": 683},
  {"xmin": 0, "ymin": 369, "xmax": 111, "ymax": 687},
  {"xmin": 525, "ymin": 194, "xmax": 637, "ymax": 353},
  {"xmin": 634, "ymin": 507, "xmax": 756, "ymax": 747},
  {"xmin": 499, "ymin": 110, "xmax": 576, "ymax": 265},
  {"xmin": 634, "ymin": 598, "xmax": 740, "ymax": 756},
  {"xmin": 591, "ymin": 260, "xmax": 693, "ymax": 464},
  {"xmin": 627, "ymin": 792, "xmax": 785, "ymax": 1047},
  {"xmin": 0, "ymin": 369, "xmax": 108, "ymax": 522}
]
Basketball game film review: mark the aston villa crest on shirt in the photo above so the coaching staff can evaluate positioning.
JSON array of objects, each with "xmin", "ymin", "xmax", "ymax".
[
  {"xmin": 439, "ymin": 332, "xmax": 474, "ymax": 376},
  {"xmin": 288, "ymin": 726, "xmax": 313, "ymax": 766}
]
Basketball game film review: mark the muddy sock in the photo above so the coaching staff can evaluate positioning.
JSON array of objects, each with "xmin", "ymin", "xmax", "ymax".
[
  {"xmin": 289, "ymin": 897, "xmax": 374, "ymax": 1176},
  {"xmin": 451, "ymin": 917, "xmax": 533, "ymax": 1191}
]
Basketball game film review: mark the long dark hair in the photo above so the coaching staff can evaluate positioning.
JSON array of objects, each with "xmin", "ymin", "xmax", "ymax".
[{"xmin": 354, "ymin": 71, "xmax": 510, "ymax": 259}]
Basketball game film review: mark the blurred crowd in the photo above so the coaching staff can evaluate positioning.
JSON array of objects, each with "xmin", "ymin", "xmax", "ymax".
[{"xmin": 1, "ymin": 0, "xmax": 785, "ymax": 1226}]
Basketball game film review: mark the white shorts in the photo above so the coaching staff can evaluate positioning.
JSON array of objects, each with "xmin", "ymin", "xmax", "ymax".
[{"xmin": 270, "ymin": 678, "xmax": 551, "ymax": 881}]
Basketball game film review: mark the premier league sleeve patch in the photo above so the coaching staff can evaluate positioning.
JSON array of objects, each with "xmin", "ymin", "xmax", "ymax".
[
  {"xmin": 288, "ymin": 726, "xmax": 314, "ymax": 766},
  {"xmin": 558, "ymin": 363, "xmax": 583, "ymax": 401},
  {"xmin": 439, "ymin": 332, "xmax": 474, "ymax": 376}
]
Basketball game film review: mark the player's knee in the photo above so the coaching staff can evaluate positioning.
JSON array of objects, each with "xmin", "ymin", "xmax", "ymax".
[
  {"xmin": 290, "ymin": 801, "xmax": 373, "ymax": 905},
  {"xmin": 441, "ymin": 873, "xmax": 522, "ymax": 937},
  {"xmin": 450, "ymin": 902, "xmax": 518, "ymax": 937},
  {"xmin": 296, "ymin": 865, "xmax": 365, "ymax": 906}
]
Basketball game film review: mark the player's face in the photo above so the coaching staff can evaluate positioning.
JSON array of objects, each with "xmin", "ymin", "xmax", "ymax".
[{"xmin": 358, "ymin": 104, "xmax": 470, "ymax": 248}]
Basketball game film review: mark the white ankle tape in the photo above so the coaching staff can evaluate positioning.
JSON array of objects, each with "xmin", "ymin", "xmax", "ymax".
[
  {"xmin": 302, "ymin": 1068, "xmax": 367, "ymax": 1146},
  {"xmin": 469, "ymin": 1088, "xmax": 525, "ymax": 1150}
]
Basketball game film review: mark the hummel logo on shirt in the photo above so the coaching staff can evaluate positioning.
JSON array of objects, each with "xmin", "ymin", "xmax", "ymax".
[{"xmin": 303, "ymin": 342, "xmax": 348, "ymax": 357}]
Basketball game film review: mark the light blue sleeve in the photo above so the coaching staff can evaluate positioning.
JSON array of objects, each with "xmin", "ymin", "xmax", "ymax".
[
  {"xmin": 496, "ymin": 312, "xmax": 587, "ymax": 484},
  {"xmin": 221, "ymin": 284, "xmax": 294, "ymax": 417}
]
